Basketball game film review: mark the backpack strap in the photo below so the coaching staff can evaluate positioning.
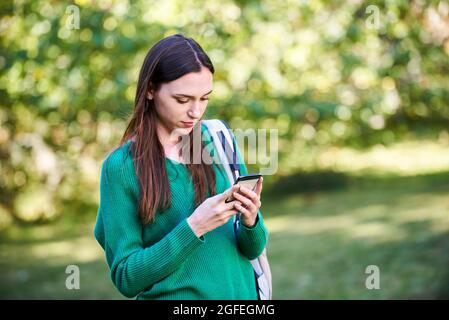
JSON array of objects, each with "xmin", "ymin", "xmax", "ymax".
[
  {"xmin": 202, "ymin": 119, "xmax": 241, "ymax": 232},
  {"xmin": 202, "ymin": 119, "xmax": 272, "ymax": 300},
  {"xmin": 218, "ymin": 119, "xmax": 241, "ymax": 177},
  {"xmin": 202, "ymin": 119, "xmax": 240, "ymax": 183}
]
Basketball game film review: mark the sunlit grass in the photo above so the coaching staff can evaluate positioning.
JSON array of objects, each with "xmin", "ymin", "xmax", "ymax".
[
  {"xmin": 263, "ymin": 176, "xmax": 449, "ymax": 299},
  {"xmin": 281, "ymin": 138, "xmax": 449, "ymax": 176},
  {"xmin": 319, "ymin": 140, "xmax": 449, "ymax": 175}
]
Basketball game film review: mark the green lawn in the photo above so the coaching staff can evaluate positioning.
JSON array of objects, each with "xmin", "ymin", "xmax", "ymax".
[
  {"xmin": 264, "ymin": 172, "xmax": 449, "ymax": 299},
  {"xmin": 1, "ymin": 172, "xmax": 448, "ymax": 299}
]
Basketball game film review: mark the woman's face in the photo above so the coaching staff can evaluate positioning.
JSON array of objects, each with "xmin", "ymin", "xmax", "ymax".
[{"xmin": 149, "ymin": 66, "xmax": 213, "ymax": 140}]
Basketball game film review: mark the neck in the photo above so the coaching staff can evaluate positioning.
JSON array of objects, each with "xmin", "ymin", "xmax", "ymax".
[{"xmin": 156, "ymin": 120, "xmax": 190, "ymax": 160}]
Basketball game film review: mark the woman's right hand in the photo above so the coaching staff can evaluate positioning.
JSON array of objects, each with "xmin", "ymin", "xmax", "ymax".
[{"xmin": 187, "ymin": 184, "xmax": 242, "ymax": 238}]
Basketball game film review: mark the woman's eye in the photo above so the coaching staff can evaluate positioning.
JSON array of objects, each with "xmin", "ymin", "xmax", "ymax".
[{"xmin": 176, "ymin": 98, "xmax": 208, "ymax": 104}]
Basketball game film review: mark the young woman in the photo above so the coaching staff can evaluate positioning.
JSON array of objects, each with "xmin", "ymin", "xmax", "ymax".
[{"xmin": 93, "ymin": 34, "xmax": 269, "ymax": 300}]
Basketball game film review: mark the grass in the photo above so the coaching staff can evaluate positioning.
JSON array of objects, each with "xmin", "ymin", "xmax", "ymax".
[
  {"xmin": 1, "ymin": 138, "xmax": 449, "ymax": 299},
  {"xmin": 263, "ymin": 172, "xmax": 449, "ymax": 299},
  {"xmin": 1, "ymin": 171, "xmax": 448, "ymax": 299},
  {"xmin": 0, "ymin": 212, "xmax": 125, "ymax": 299}
]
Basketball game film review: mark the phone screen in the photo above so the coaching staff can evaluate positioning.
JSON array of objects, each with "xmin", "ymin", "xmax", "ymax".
[{"xmin": 225, "ymin": 174, "xmax": 262, "ymax": 203}]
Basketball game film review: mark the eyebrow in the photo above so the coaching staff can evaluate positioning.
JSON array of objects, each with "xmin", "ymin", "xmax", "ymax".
[{"xmin": 172, "ymin": 89, "xmax": 213, "ymax": 99}]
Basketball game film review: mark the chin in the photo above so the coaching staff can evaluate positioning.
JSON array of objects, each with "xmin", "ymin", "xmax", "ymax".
[{"xmin": 172, "ymin": 126, "xmax": 193, "ymax": 135}]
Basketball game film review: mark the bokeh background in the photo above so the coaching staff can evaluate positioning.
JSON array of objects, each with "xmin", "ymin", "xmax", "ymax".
[{"xmin": 1, "ymin": 0, "xmax": 449, "ymax": 299}]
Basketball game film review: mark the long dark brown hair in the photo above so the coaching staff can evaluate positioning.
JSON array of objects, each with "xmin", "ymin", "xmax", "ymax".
[{"xmin": 118, "ymin": 34, "xmax": 218, "ymax": 225}]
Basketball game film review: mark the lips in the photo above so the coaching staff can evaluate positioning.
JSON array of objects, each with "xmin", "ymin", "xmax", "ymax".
[{"xmin": 181, "ymin": 121, "xmax": 195, "ymax": 128}]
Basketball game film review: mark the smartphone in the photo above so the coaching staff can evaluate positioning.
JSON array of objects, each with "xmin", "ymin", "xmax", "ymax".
[{"xmin": 225, "ymin": 174, "xmax": 262, "ymax": 203}]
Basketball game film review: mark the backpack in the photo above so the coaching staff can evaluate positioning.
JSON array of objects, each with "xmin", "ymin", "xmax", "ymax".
[{"xmin": 202, "ymin": 119, "xmax": 273, "ymax": 300}]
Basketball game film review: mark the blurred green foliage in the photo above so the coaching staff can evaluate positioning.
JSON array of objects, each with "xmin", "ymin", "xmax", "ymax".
[{"xmin": 0, "ymin": 0, "xmax": 449, "ymax": 225}]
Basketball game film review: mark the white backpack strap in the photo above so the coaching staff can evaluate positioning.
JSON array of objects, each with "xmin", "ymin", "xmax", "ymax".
[
  {"xmin": 202, "ymin": 119, "xmax": 241, "ymax": 230},
  {"xmin": 217, "ymin": 119, "xmax": 241, "ymax": 180},
  {"xmin": 203, "ymin": 119, "xmax": 272, "ymax": 300},
  {"xmin": 202, "ymin": 119, "xmax": 240, "ymax": 184}
]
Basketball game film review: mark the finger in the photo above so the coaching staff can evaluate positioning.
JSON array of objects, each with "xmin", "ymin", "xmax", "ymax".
[
  {"xmin": 224, "ymin": 200, "xmax": 242, "ymax": 211},
  {"xmin": 233, "ymin": 192, "xmax": 257, "ymax": 212},
  {"xmin": 233, "ymin": 191, "xmax": 253, "ymax": 208},
  {"xmin": 220, "ymin": 184, "xmax": 241, "ymax": 201},
  {"xmin": 234, "ymin": 202, "xmax": 251, "ymax": 216},
  {"xmin": 255, "ymin": 177, "xmax": 263, "ymax": 196},
  {"xmin": 239, "ymin": 186, "xmax": 259, "ymax": 204}
]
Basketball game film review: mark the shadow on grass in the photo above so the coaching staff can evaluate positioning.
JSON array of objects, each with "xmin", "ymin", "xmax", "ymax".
[
  {"xmin": 261, "ymin": 170, "xmax": 449, "ymax": 219},
  {"xmin": 264, "ymin": 170, "xmax": 449, "ymax": 198}
]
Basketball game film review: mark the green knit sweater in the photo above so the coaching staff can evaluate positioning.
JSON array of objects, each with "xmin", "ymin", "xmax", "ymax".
[{"xmin": 93, "ymin": 122, "xmax": 269, "ymax": 300}]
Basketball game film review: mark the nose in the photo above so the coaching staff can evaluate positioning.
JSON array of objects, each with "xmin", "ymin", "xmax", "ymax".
[{"xmin": 188, "ymin": 101, "xmax": 202, "ymax": 119}]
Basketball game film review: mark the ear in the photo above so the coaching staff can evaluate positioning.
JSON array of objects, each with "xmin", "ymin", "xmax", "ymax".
[{"xmin": 147, "ymin": 83, "xmax": 154, "ymax": 100}]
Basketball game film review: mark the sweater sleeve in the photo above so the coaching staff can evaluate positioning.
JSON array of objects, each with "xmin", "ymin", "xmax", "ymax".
[
  {"xmin": 231, "ymin": 128, "xmax": 269, "ymax": 260},
  {"xmin": 94, "ymin": 150, "xmax": 205, "ymax": 298}
]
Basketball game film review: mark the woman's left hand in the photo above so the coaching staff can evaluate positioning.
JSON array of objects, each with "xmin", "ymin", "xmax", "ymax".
[{"xmin": 233, "ymin": 177, "xmax": 263, "ymax": 227}]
